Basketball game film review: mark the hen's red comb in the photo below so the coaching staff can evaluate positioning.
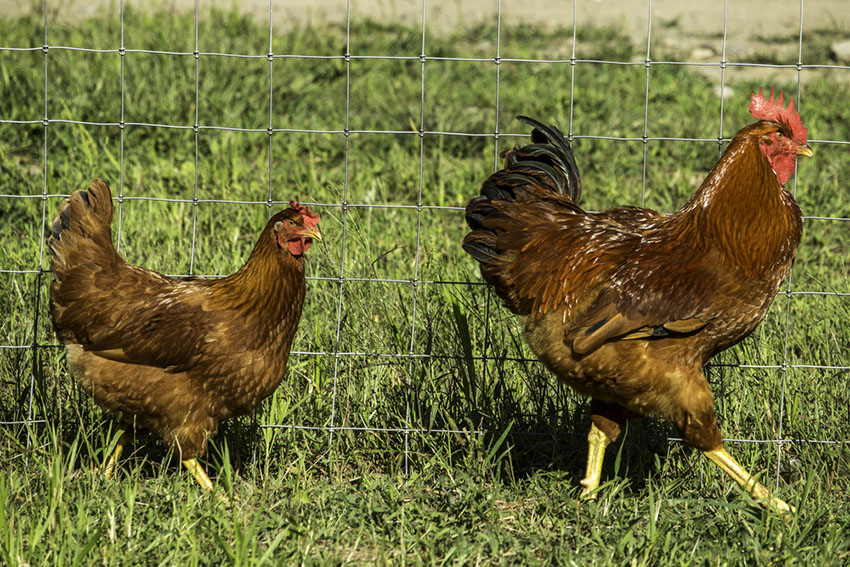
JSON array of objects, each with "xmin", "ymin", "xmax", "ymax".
[
  {"xmin": 749, "ymin": 87, "xmax": 808, "ymax": 144},
  {"xmin": 289, "ymin": 201, "xmax": 320, "ymax": 227}
]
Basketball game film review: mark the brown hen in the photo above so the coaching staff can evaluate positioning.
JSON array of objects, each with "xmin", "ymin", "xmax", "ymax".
[
  {"xmin": 463, "ymin": 89, "xmax": 812, "ymax": 513},
  {"xmin": 48, "ymin": 179, "xmax": 321, "ymax": 489}
]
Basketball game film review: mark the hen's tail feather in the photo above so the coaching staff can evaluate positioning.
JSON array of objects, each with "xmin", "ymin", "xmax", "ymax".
[
  {"xmin": 48, "ymin": 178, "xmax": 116, "ymax": 264},
  {"xmin": 51, "ymin": 207, "xmax": 71, "ymax": 241}
]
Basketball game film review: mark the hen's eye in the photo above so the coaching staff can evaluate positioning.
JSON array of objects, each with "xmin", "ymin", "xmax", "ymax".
[
  {"xmin": 776, "ymin": 132, "xmax": 784, "ymax": 139},
  {"xmin": 287, "ymin": 219, "xmax": 296, "ymax": 226}
]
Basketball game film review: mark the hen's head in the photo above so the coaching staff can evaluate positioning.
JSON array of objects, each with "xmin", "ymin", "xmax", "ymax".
[
  {"xmin": 749, "ymin": 87, "xmax": 813, "ymax": 185},
  {"xmin": 273, "ymin": 202, "xmax": 322, "ymax": 257}
]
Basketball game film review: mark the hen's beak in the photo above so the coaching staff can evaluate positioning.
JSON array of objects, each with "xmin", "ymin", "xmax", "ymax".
[
  {"xmin": 302, "ymin": 227, "xmax": 323, "ymax": 242},
  {"xmin": 797, "ymin": 144, "xmax": 813, "ymax": 158}
]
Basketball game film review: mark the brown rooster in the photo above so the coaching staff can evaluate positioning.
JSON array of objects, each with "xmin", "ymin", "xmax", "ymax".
[
  {"xmin": 463, "ymin": 89, "xmax": 811, "ymax": 513},
  {"xmin": 48, "ymin": 179, "xmax": 321, "ymax": 489}
]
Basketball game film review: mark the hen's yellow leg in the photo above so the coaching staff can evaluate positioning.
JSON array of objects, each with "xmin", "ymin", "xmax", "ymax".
[
  {"xmin": 182, "ymin": 458, "xmax": 214, "ymax": 491},
  {"xmin": 100, "ymin": 430, "xmax": 130, "ymax": 480},
  {"xmin": 704, "ymin": 446, "xmax": 794, "ymax": 514},
  {"xmin": 579, "ymin": 422, "xmax": 611, "ymax": 499}
]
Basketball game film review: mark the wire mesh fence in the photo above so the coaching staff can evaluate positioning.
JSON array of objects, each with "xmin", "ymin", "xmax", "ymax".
[{"xmin": 1, "ymin": 0, "xmax": 848, "ymax": 487}]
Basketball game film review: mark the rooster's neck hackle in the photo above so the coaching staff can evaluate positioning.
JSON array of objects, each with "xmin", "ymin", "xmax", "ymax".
[{"xmin": 682, "ymin": 126, "xmax": 803, "ymax": 280}]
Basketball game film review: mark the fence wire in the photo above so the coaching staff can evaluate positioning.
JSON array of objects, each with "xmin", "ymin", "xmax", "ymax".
[{"xmin": 1, "ymin": 0, "xmax": 848, "ymax": 490}]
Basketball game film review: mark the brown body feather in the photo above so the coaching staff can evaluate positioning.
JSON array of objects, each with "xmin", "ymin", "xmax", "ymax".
[
  {"xmin": 49, "ymin": 179, "xmax": 313, "ymax": 459},
  {"xmin": 464, "ymin": 117, "xmax": 804, "ymax": 455}
]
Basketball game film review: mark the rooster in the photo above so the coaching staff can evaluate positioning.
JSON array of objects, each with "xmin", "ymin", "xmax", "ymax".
[
  {"xmin": 463, "ymin": 89, "xmax": 811, "ymax": 513},
  {"xmin": 48, "ymin": 179, "xmax": 321, "ymax": 489}
]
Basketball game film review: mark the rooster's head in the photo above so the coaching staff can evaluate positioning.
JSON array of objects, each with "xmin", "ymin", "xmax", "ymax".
[{"xmin": 749, "ymin": 87, "xmax": 813, "ymax": 185}]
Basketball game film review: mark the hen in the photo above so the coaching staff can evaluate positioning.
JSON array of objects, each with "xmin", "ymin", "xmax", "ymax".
[
  {"xmin": 463, "ymin": 89, "xmax": 811, "ymax": 513},
  {"xmin": 48, "ymin": 179, "xmax": 321, "ymax": 489}
]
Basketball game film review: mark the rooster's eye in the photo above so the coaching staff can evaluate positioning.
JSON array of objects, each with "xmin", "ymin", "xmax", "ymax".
[{"xmin": 775, "ymin": 132, "xmax": 784, "ymax": 139}]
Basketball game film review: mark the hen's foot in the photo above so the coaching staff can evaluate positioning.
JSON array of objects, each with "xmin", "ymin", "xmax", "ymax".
[
  {"xmin": 182, "ymin": 458, "xmax": 214, "ymax": 491},
  {"xmin": 579, "ymin": 423, "xmax": 611, "ymax": 500}
]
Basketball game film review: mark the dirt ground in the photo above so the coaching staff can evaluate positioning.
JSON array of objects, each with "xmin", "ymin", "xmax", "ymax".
[{"xmin": 5, "ymin": 0, "xmax": 848, "ymax": 50}]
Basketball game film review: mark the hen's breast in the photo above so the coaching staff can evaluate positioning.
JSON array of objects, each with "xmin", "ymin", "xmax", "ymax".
[{"xmin": 193, "ymin": 280, "xmax": 306, "ymax": 419}]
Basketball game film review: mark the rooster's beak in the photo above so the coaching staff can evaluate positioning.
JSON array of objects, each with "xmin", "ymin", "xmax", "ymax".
[
  {"xmin": 303, "ymin": 228, "xmax": 323, "ymax": 242},
  {"xmin": 797, "ymin": 144, "xmax": 813, "ymax": 158}
]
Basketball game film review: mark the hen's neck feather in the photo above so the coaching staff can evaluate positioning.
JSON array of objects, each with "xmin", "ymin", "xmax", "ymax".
[{"xmin": 210, "ymin": 227, "xmax": 306, "ymax": 315}]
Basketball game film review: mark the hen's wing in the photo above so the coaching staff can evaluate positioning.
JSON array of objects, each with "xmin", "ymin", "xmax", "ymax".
[{"xmin": 52, "ymin": 270, "xmax": 229, "ymax": 373}]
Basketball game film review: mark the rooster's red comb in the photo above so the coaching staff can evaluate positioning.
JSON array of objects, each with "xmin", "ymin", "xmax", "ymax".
[
  {"xmin": 749, "ymin": 87, "xmax": 808, "ymax": 144},
  {"xmin": 290, "ymin": 201, "xmax": 320, "ymax": 228}
]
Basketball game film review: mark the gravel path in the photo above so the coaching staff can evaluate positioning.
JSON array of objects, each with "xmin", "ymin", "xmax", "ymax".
[{"xmin": 5, "ymin": 0, "xmax": 847, "ymax": 47}]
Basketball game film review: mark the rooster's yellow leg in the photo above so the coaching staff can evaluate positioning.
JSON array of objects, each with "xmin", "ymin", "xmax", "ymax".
[
  {"xmin": 100, "ymin": 430, "xmax": 130, "ymax": 480},
  {"xmin": 182, "ymin": 458, "xmax": 214, "ymax": 491},
  {"xmin": 579, "ymin": 422, "xmax": 611, "ymax": 499},
  {"xmin": 704, "ymin": 446, "xmax": 794, "ymax": 514}
]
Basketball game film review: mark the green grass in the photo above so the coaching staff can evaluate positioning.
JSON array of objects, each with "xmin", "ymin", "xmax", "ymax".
[{"xmin": 1, "ymin": 7, "xmax": 850, "ymax": 566}]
